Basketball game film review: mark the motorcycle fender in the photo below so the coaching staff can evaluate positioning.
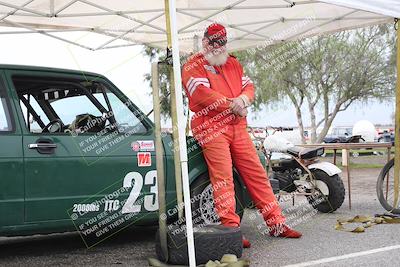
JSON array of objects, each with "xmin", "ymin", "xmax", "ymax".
[{"xmin": 308, "ymin": 162, "xmax": 342, "ymax": 176}]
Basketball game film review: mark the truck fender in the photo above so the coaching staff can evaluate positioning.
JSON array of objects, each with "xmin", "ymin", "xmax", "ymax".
[{"xmin": 308, "ymin": 161, "xmax": 341, "ymax": 177}]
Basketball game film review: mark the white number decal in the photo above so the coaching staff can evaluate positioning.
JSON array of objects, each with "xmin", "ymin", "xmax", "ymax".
[
  {"xmin": 122, "ymin": 170, "xmax": 158, "ymax": 214},
  {"xmin": 144, "ymin": 170, "xmax": 158, "ymax": 211},
  {"xmin": 122, "ymin": 172, "xmax": 143, "ymax": 214}
]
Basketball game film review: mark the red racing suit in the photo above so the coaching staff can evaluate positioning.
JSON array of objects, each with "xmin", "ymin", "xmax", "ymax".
[{"xmin": 182, "ymin": 53, "xmax": 285, "ymax": 228}]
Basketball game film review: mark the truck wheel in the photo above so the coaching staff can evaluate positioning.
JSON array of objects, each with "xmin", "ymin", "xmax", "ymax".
[
  {"xmin": 307, "ymin": 170, "xmax": 345, "ymax": 213},
  {"xmin": 155, "ymin": 224, "xmax": 242, "ymax": 265},
  {"xmin": 190, "ymin": 173, "xmax": 244, "ymax": 225}
]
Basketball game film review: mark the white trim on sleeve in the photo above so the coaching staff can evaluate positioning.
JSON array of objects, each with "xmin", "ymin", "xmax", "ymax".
[
  {"xmin": 241, "ymin": 76, "xmax": 252, "ymax": 88},
  {"xmin": 186, "ymin": 77, "xmax": 210, "ymax": 96}
]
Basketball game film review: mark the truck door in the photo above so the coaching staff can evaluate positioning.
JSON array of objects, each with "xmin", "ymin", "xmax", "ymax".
[
  {"xmin": 6, "ymin": 70, "xmax": 159, "ymax": 230},
  {"xmin": 0, "ymin": 71, "xmax": 24, "ymax": 229}
]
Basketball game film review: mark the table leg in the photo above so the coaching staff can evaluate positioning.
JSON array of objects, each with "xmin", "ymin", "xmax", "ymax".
[
  {"xmin": 346, "ymin": 149, "xmax": 352, "ymax": 210},
  {"xmin": 333, "ymin": 149, "xmax": 337, "ymax": 165}
]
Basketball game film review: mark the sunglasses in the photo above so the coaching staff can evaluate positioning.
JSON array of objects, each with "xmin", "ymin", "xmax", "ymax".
[
  {"xmin": 204, "ymin": 31, "xmax": 227, "ymax": 47},
  {"xmin": 208, "ymin": 38, "xmax": 227, "ymax": 48}
]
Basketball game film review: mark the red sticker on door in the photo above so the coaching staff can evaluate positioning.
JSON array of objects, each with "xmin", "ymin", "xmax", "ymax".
[
  {"xmin": 137, "ymin": 152, "xmax": 151, "ymax": 167},
  {"xmin": 131, "ymin": 142, "xmax": 140, "ymax": 152}
]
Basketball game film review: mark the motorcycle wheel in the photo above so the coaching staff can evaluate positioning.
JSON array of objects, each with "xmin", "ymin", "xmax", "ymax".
[
  {"xmin": 307, "ymin": 169, "xmax": 345, "ymax": 213},
  {"xmin": 376, "ymin": 158, "xmax": 400, "ymax": 214}
]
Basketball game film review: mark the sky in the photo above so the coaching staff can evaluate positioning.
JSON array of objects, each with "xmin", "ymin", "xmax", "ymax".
[{"xmin": 0, "ymin": 29, "xmax": 395, "ymax": 129}]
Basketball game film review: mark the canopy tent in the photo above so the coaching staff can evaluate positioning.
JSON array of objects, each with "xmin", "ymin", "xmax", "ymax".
[
  {"xmin": 0, "ymin": 1, "xmax": 399, "ymax": 267},
  {"xmin": 0, "ymin": 0, "xmax": 398, "ymax": 52}
]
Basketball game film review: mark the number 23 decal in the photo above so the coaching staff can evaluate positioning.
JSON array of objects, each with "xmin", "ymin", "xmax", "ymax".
[{"xmin": 122, "ymin": 170, "xmax": 158, "ymax": 214}]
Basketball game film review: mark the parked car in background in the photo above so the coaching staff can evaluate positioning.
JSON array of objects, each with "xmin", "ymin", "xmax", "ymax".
[
  {"xmin": 323, "ymin": 134, "xmax": 365, "ymax": 144},
  {"xmin": 378, "ymin": 130, "xmax": 395, "ymax": 146},
  {"xmin": 323, "ymin": 127, "xmax": 353, "ymax": 143}
]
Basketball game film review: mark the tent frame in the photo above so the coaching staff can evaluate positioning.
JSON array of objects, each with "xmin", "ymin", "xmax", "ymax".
[
  {"xmin": 0, "ymin": 1, "xmax": 399, "ymax": 267},
  {"xmin": 0, "ymin": 0, "xmax": 390, "ymax": 51},
  {"xmin": 164, "ymin": 1, "xmax": 196, "ymax": 266}
]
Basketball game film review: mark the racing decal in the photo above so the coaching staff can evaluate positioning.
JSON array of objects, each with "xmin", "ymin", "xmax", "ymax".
[
  {"xmin": 131, "ymin": 141, "xmax": 140, "ymax": 151},
  {"xmin": 72, "ymin": 170, "xmax": 158, "ymax": 217},
  {"xmin": 122, "ymin": 170, "xmax": 158, "ymax": 213},
  {"xmin": 132, "ymin": 140, "xmax": 155, "ymax": 152},
  {"xmin": 70, "ymin": 170, "xmax": 159, "ymax": 246},
  {"xmin": 138, "ymin": 140, "xmax": 155, "ymax": 151},
  {"xmin": 204, "ymin": 65, "xmax": 217, "ymax": 74},
  {"xmin": 137, "ymin": 152, "xmax": 152, "ymax": 167},
  {"xmin": 72, "ymin": 203, "xmax": 100, "ymax": 213}
]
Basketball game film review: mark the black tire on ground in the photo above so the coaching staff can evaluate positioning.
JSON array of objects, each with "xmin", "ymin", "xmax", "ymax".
[
  {"xmin": 376, "ymin": 158, "xmax": 400, "ymax": 214},
  {"xmin": 307, "ymin": 170, "xmax": 345, "ymax": 213},
  {"xmin": 155, "ymin": 224, "xmax": 242, "ymax": 265},
  {"xmin": 190, "ymin": 172, "xmax": 245, "ymax": 225}
]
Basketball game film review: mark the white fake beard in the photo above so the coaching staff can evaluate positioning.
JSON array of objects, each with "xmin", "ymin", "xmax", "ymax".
[{"xmin": 204, "ymin": 50, "xmax": 229, "ymax": 66}]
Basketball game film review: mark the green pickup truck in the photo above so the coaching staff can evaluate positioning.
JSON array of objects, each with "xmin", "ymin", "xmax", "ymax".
[{"xmin": 0, "ymin": 64, "xmax": 260, "ymax": 242}]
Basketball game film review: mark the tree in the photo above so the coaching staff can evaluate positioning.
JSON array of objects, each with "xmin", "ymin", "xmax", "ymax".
[
  {"xmin": 236, "ymin": 25, "xmax": 395, "ymax": 143},
  {"xmin": 143, "ymin": 25, "xmax": 395, "ymax": 142},
  {"xmin": 143, "ymin": 46, "xmax": 189, "ymax": 122}
]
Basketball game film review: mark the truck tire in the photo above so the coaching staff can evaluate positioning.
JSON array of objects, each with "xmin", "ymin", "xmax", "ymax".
[
  {"xmin": 307, "ymin": 170, "xmax": 345, "ymax": 213},
  {"xmin": 155, "ymin": 224, "xmax": 242, "ymax": 265},
  {"xmin": 190, "ymin": 172, "xmax": 245, "ymax": 225}
]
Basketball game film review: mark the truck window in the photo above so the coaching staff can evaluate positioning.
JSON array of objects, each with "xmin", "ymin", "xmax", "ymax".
[
  {"xmin": 0, "ymin": 78, "xmax": 13, "ymax": 132},
  {"xmin": 12, "ymin": 75, "xmax": 147, "ymax": 135},
  {"xmin": 103, "ymin": 91, "xmax": 147, "ymax": 134},
  {"xmin": 51, "ymin": 94, "xmax": 103, "ymax": 124},
  {"xmin": 19, "ymin": 95, "xmax": 50, "ymax": 133}
]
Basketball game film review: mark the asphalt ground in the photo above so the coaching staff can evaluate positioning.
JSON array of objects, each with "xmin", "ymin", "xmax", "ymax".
[
  {"xmin": 1, "ymin": 167, "xmax": 400, "ymax": 267},
  {"xmin": 243, "ymin": 167, "xmax": 400, "ymax": 267}
]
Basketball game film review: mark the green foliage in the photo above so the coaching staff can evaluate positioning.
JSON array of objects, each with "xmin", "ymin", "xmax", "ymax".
[
  {"xmin": 143, "ymin": 46, "xmax": 188, "ymax": 121},
  {"xmin": 236, "ymin": 24, "xmax": 395, "ymax": 143},
  {"xmin": 143, "ymin": 25, "xmax": 396, "ymax": 140}
]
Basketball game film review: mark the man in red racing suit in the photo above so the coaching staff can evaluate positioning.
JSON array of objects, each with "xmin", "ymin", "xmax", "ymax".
[{"xmin": 182, "ymin": 23, "xmax": 302, "ymax": 248}]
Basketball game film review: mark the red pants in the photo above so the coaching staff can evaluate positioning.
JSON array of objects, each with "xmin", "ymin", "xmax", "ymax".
[{"xmin": 201, "ymin": 124, "xmax": 285, "ymax": 227}]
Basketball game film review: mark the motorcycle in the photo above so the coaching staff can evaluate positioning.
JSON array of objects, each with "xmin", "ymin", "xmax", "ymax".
[{"xmin": 251, "ymin": 127, "xmax": 346, "ymax": 213}]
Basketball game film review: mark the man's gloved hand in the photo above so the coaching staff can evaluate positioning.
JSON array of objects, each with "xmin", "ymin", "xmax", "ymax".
[
  {"xmin": 236, "ymin": 107, "xmax": 248, "ymax": 117},
  {"xmin": 229, "ymin": 97, "xmax": 245, "ymax": 112},
  {"xmin": 228, "ymin": 97, "xmax": 248, "ymax": 117}
]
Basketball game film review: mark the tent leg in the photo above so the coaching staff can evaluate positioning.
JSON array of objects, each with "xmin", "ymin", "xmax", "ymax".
[
  {"xmin": 394, "ymin": 20, "xmax": 400, "ymax": 210},
  {"xmin": 165, "ymin": 0, "xmax": 196, "ymax": 266},
  {"xmin": 152, "ymin": 62, "xmax": 168, "ymax": 261},
  {"xmin": 164, "ymin": 0, "xmax": 184, "ymax": 221},
  {"xmin": 169, "ymin": 70, "xmax": 184, "ymax": 220}
]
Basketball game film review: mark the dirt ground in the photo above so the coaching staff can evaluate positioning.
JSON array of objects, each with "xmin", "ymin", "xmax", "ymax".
[
  {"xmin": 323, "ymin": 153, "xmax": 389, "ymax": 196},
  {"xmin": 331, "ymin": 154, "xmax": 390, "ymax": 165}
]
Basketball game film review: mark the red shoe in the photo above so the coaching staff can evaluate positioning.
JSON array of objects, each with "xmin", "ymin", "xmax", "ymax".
[
  {"xmin": 242, "ymin": 237, "xmax": 251, "ymax": 248},
  {"xmin": 269, "ymin": 224, "xmax": 302, "ymax": 238}
]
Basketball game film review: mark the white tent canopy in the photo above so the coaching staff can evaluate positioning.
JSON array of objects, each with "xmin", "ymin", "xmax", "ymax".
[
  {"xmin": 0, "ymin": 0, "xmax": 398, "ymax": 52},
  {"xmin": 1, "ymin": 1, "xmax": 398, "ymax": 267}
]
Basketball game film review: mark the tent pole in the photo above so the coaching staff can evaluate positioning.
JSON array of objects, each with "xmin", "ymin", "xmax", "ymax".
[
  {"xmin": 394, "ymin": 19, "xmax": 400, "ymax": 210},
  {"xmin": 152, "ymin": 62, "xmax": 169, "ymax": 261},
  {"xmin": 185, "ymin": 35, "xmax": 200, "ymax": 135},
  {"xmin": 165, "ymin": 0, "xmax": 196, "ymax": 266},
  {"xmin": 164, "ymin": 0, "xmax": 184, "ymax": 220}
]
